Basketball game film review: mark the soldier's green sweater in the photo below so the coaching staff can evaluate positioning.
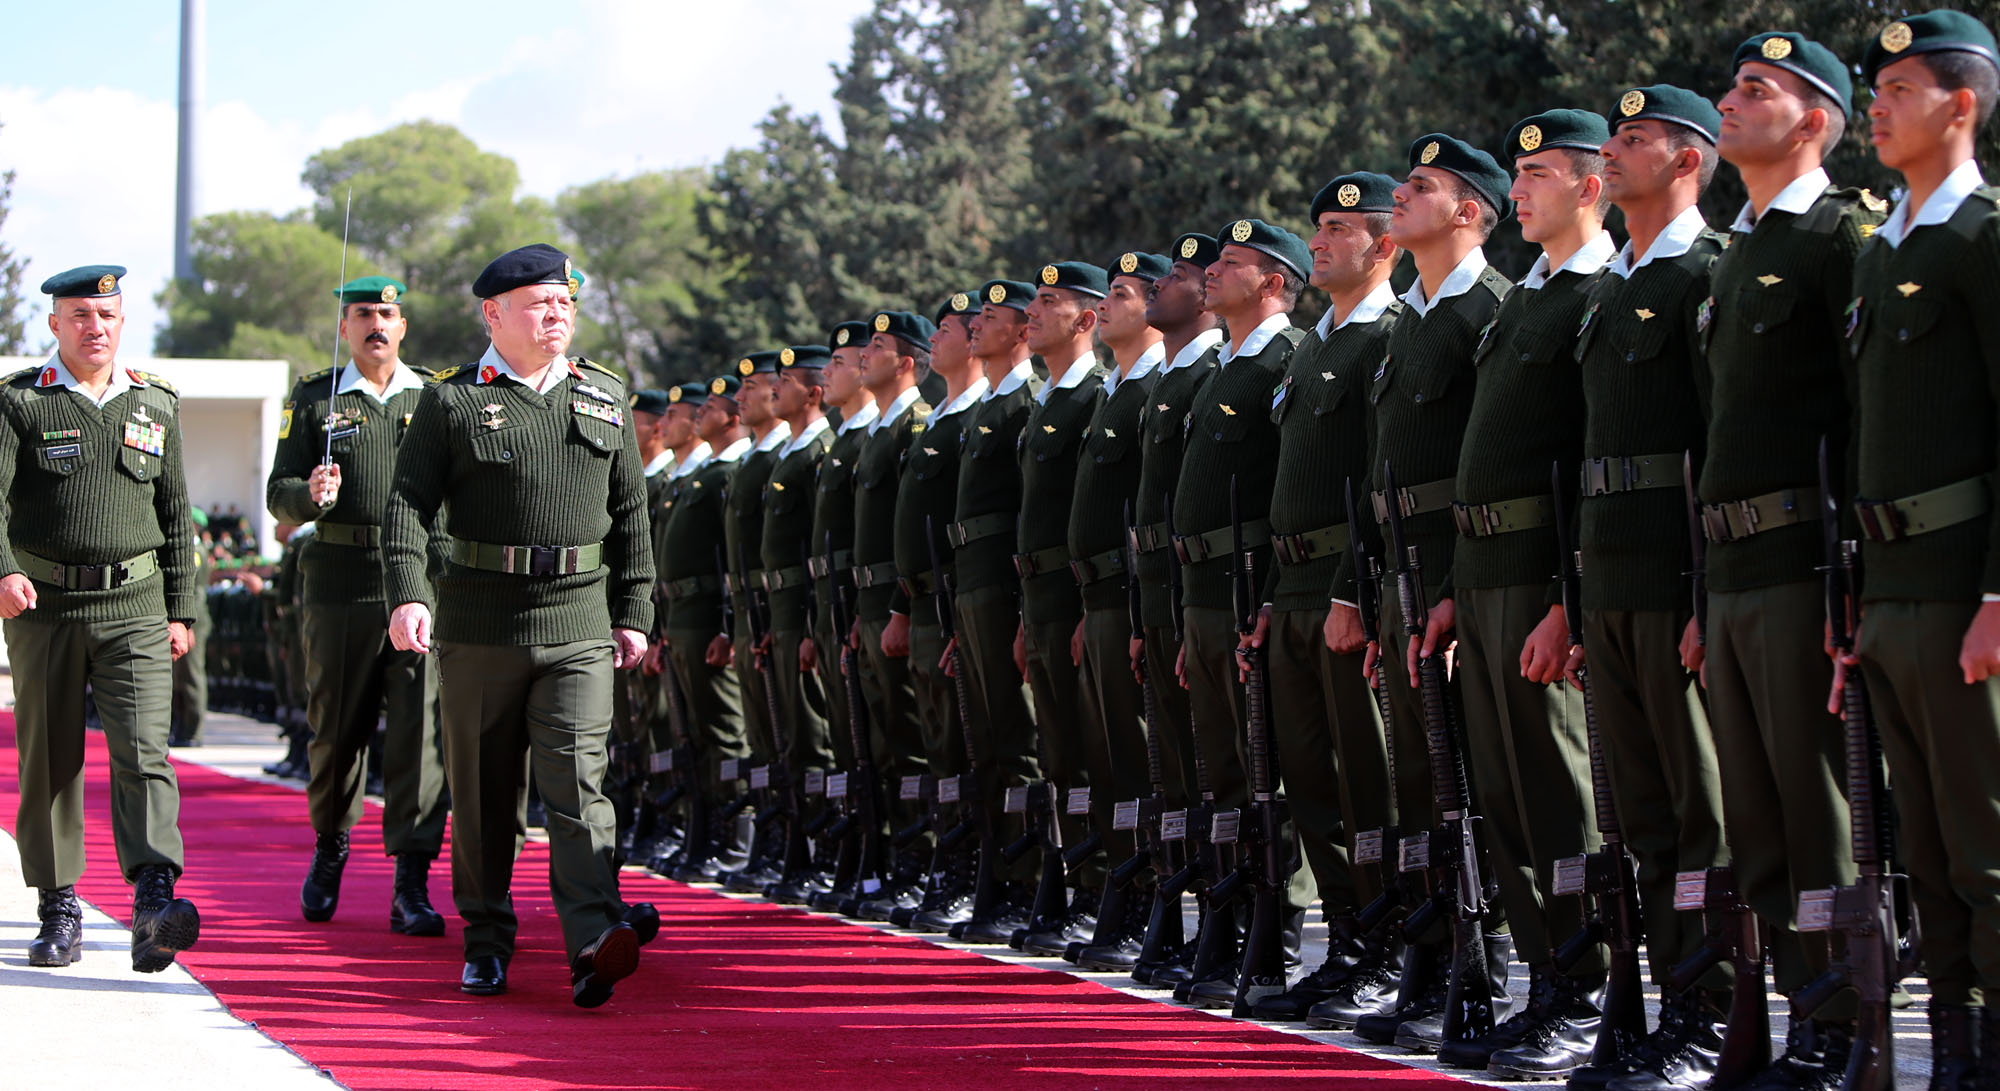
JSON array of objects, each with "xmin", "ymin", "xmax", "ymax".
[
  {"xmin": 0, "ymin": 365, "xmax": 197, "ymax": 623},
  {"xmin": 1453, "ymin": 264, "xmax": 1602, "ymax": 596},
  {"xmin": 1020, "ymin": 367, "xmax": 1104, "ymax": 624},
  {"xmin": 1338, "ymin": 265, "xmax": 1512, "ymax": 603},
  {"xmin": 854, "ymin": 396, "xmax": 930, "ymax": 620},
  {"xmin": 1173, "ymin": 322, "xmax": 1303, "ymax": 610},
  {"xmin": 1133, "ymin": 343, "xmax": 1220, "ymax": 626},
  {"xmin": 645, "ymin": 463, "xmax": 673, "ymax": 641},
  {"xmin": 1267, "ymin": 306, "xmax": 1399, "ymax": 612},
  {"xmin": 760, "ymin": 422, "xmax": 831, "ymax": 632},
  {"xmin": 725, "ymin": 434, "xmax": 783, "ymax": 627},
  {"xmin": 659, "ymin": 450, "xmax": 740, "ymax": 635},
  {"xmin": 1698, "ymin": 185, "xmax": 1883, "ymax": 592},
  {"xmin": 894, "ymin": 396, "xmax": 976, "ymax": 617},
  {"xmin": 1851, "ymin": 185, "xmax": 2000, "ymax": 602},
  {"xmin": 811, "ymin": 417, "xmax": 870, "ymax": 610},
  {"xmin": 1068, "ymin": 364, "xmax": 1157, "ymax": 613},
  {"xmin": 953, "ymin": 375, "xmax": 1040, "ymax": 595},
  {"xmin": 267, "ymin": 366, "xmax": 431, "ymax": 605},
  {"xmin": 381, "ymin": 357, "xmax": 654, "ymax": 645},
  {"xmin": 1577, "ymin": 229, "xmax": 1724, "ymax": 612}
]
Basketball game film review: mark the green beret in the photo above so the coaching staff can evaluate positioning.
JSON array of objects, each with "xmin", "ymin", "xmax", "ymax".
[
  {"xmin": 190, "ymin": 506, "xmax": 210, "ymax": 529},
  {"xmin": 472, "ymin": 243, "xmax": 574, "ymax": 299},
  {"xmin": 734, "ymin": 350, "xmax": 782, "ymax": 379},
  {"xmin": 1865, "ymin": 10, "xmax": 2000, "ymax": 82},
  {"xmin": 779, "ymin": 344, "xmax": 832, "ymax": 372},
  {"xmin": 979, "ymin": 280, "xmax": 1037, "ymax": 312},
  {"xmin": 1506, "ymin": 109, "xmax": 1611, "ymax": 159},
  {"xmin": 1034, "ymin": 261, "xmax": 1110, "ymax": 299},
  {"xmin": 1734, "ymin": 32, "xmax": 1852, "ymax": 114},
  {"xmin": 1170, "ymin": 232, "xmax": 1221, "ymax": 269},
  {"xmin": 1311, "ymin": 172, "xmax": 1398, "ymax": 220},
  {"xmin": 41, "ymin": 264, "xmax": 126, "ymax": 299},
  {"xmin": 1408, "ymin": 133, "xmax": 1515, "ymax": 222},
  {"xmin": 936, "ymin": 289, "xmax": 982, "ymax": 326},
  {"xmin": 829, "ymin": 321, "xmax": 871, "ymax": 351},
  {"xmin": 1215, "ymin": 218, "xmax": 1312, "ymax": 279},
  {"xmin": 870, "ymin": 310, "xmax": 937, "ymax": 347},
  {"xmin": 706, "ymin": 374, "xmax": 743, "ymax": 401},
  {"xmin": 1607, "ymin": 84, "xmax": 1721, "ymax": 144},
  {"xmin": 567, "ymin": 266, "xmax": 586, "ymax": 299},
  {"xmin": 335, "ymin": 275, "xmax": 407, "ymax": 306},
  {"xmin": 629, "ymin": 388, "xmax": 672, "ymax": 416},
  {"xmin": 1107, "ymin": 251, "xmax": 1173, "ymax": 283},
  {"xmin": 667, "ymin": 381, "xmax": 708, "ymax": 407}
]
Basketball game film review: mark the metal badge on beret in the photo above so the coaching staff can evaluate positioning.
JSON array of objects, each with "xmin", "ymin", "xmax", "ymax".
[
  {"xmin": 1881, "ymin": 21, "xmax": 1913, "ymax": 52},
  {"xmin": 1337, "ymin": 184, "xmax": 1361, "ymax": 207},
  {"xmin": 1230, "ymin": 219, "xmax": 1253, "ymax": 242},
  {"xmin": 98, "ymin": 273, "xmax": 117, "ymax": 294},
  {"xmin": 1621, "ymin": 89, "xmax": 1646, "ymax": 117},
  {"xmin": 952, "ymin": 292, "xmax": 971, "ymax": 311},
  {"xmin": 1763, "ymin": 36, "xmax": 1793, "ymax": 59},
  {"xmin": 738, "ymin": 358, "xmax": 755, "ymax": 376},
  {"xmin": 710, "ymin": 377, "xmax": 727, "ymax": 395},
  {"xmin": 988, "ymin": 283, "xmax": 1007, "ymax": 303},
  {"xmin": 382, "ymin": 283, "xmax": 399, "ymax": 302},
  {"xmin": 1041, "ymin": 265, "xmax": 1059, "ymax": 285},
  {"xmin": 780, "ymin": 347, "xmax": 796, "ymax": 365},
  {"xmin": 1180, "ymin": 238, "xmax": 1199, "ymax": 259},
  {"xmin": 836, "ymin": 327, "xmax": 851, "ymax": 345},
  {"xmin": 874, "ymin": 313, "xmax": 891, "ymax": 332},
  {"xmin": 669, "ymin": 386, "xmax": 683, "ymax": 403},
  {"xmin": 1120, "ymin": 253, "xmax": 1138, "ymax": 273},
  {"xmin": 1518, "ymin": 124, "xmax": 1543, "ymax": 152},
  {"xmin": 1421, "ymin": 141, "xmax": 1441, "ymax": 164}
]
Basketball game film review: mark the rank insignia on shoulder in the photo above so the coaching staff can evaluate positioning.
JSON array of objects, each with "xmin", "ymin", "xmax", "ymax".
[
  {"xmin": 1896, "ymin": 282, "xmax": 1921, "ymax": 297},
  {"xmin": 429, "ymin": 365, "xmax": 464, "ymax": 382},
  {"xmin": 1756, "ymin": 274, "xmax": 1783, "ymax": 287},
  {"xmin": 1859, "ymin": 223, "xmax": 1877, "ymax": 238},
  {"xmin": 1860, "ymin": 190, "xmax": 1889, "ymax": 214},
  {"xmin": 573, "ymin": 399, "xmax": 624, "ymax": 425},
  {"xmin": 1696, "ymin": 297, "xmax": 1714, "ymax": 333}
]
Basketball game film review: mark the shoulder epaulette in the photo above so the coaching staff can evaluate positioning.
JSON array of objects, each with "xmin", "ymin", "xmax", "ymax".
[
  {"xmin": 909, "ymin": 402, "xmax": 934, "ymax": 433},
  {"xmin": 2, "ymin": 365, "xmax": 38, "ymax": 387},
  {"xmin": 1943, "ymin": 186, "xmax": 2000, "ymax": 242},
  {"xmin": 131, "ymin": 370, "xmax": 178, "ymax": 396},
  {"xmin": 406, "ymin": 364, "xmax": 436, "ymax": 378},
  {"xmin": 575, "ymin": 357, "xmax": 624, "ymax": 381},
  {"xmin": 300, "ymin": 366, "xmax": 334, "ymax": 386},
  {"xmin": 428, "ymin": 365, "xmax": 469, "ymax": 383},
  {"xmin": 1276, "ymin": 325, "xmax": 1307, "ymax": 349},
  {"xmin": 1799, "ymin": 186, "xmax": 1878, "ymax": 235}
]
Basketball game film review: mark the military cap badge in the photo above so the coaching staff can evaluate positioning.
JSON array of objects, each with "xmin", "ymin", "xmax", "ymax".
[
  {"xmin": 710, "ymin": 377, "xmax": 727, "ymax": 395},
  {"xmin": 1518, "ymin": 124, "xmax": 1543, "ymax": 152},
  {"xmin": 381, "ymin": 283, "xmax": 399, "ymax": 303},
  {"xmin": 1420, "ymin": 141, "xmax": 1441, "ymax": 164},
  {"xmin": 1230, "ymin": 220, "xmax": 1253, "ymax": 242},
  {"xmin": 1337, "ymin": 184, "xmax": 1361, "ymax": 207},
  {"xmin": 1180, "ymin": 238, "xmax": 1199, "ymax": 259},
  {"xmin": 989, "ymin": 283, "xmax": 1007, "ymax": 303},
  {"xmin": 1120, "ymin": 253, "xmax": 1139, "ymax": 273},
  {"xmin": 874, "ymin": 313, "xmax": 891, "ymax": 332},
  {"xmin": 951, "ymin": 292, "xmax": 970, "ymax": 312},
  {"xmin": 669, "ymin": 386, "xmax": 683, "ymax": 404},
  {"xmin": 97, "ymin": 273, "xmax": 117, "ymax": 295},
  {"xmin": 780, "ymin": 347, "xmax": 796, "ymax": 366},
  {"xmin": 1762, "ymin": 36, "xmax": 1793, "ymax": 60},
  {"xmin": 563, "ymin": 257, "xmax": 573, "ymax": 282},
  {"xmin": 567, "ymin": 272, "xmax": 581, "ymax": 298},
  {"xmin": 836, "ymin": 327, "xmax": 851, "ymax": 346},
  {"xmin": 1041, "ymin": 265, "xmax": 1060, "ymax": 286},
  {"xmin": 738, "ymin": 358, "xmax": 755, "ymax": 376},
  {"xmin": 1881, "ymin": 21, "xmax": 1913, "ymax": 52},
  {"xmin": 1620, "ymin": 89, "xmax": 1646, "ymax": 117}
]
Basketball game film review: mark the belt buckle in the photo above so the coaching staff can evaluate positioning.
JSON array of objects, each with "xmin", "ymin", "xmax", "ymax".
[
  {"xmin": 1172, "ymin": 535, "xmax": 1202, "ymax": 564},
  {"xmin": 1450, "ymin": 504, "xmax": 1476, "ymax": 537},
  {"xmin": 1370, "ymin": 490, "xmax": 1390, "ymax": 524},
  {"xmin": 1699, "ymin": 505, "xmax": 1731, "ymax": 543},
  {"xmin": 73, "ymin": 564, "xmax": 105, "ymax": 592},
  {"xmin": 527, "ymin": 546, "xmax": 559, "ymax": 576},
  {"xmin": 107, "ymin": 561, "xmax": 130, "ymax": 589},
  {"xmin": 1012, "ymin": 553, "xmax": 1037, "ymax": 580},
  {"xmin": 1068, "ymin": 560, "xmax": 1091, "ymax": 585},
  {"xmin": 1581, "ymin": 459, "xmax": 1610, "ymax": 497},
  {"xmin": 1733, "ymin": 499, "xmax": 1762, "ymax": 535},
  {"xmin": 946, "ymin": 523, "xmax": 968, "ymax": 548},
  {"xmin": 1857, "ymin": 500, "xmax": 1903, "ymax": 542},
  {"xmin": 1272, "ymin": 534, "xmax": 1301, "ymax": 564}
]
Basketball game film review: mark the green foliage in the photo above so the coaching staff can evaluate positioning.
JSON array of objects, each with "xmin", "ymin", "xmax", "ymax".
[{"xmin": 154, "ymin": 210, "xmax": 346, "ymax": 371}]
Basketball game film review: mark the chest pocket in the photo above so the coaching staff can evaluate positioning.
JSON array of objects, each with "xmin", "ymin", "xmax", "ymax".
[
  {"xmin": 35, "ymin": 440, "xmax": 91, "ymax": 477},
  {"xmin": 116, "ymin": 411, "xmax": 170, "ymax": 483},
  {"xmin": 969, "ymin": 420, "xmax": 1015, "ymax": 460},
  {"xmin": 1301, "ymin": 368, "xmax": 1352, "ymax": 421},
  {"xmin": 1025, "ymin": 414, "xmax": 1083, "ymax": 461},
  {"xmin": 818, "ymin": 453, "xmax": 854, "ymax": 495},
  {"xmin": 327, "ymin": 419, "xmax": 364, "ymax": 457},
  {"xmin": 469, "ymin": 428, "xmax": 521, "ymax": 469},
  {"xmin": 1733, "ymin": 283, "xmax": 1799, "ymax": 337},
  {"xmin": 1192, "ymin": 398, "xmax": 1253, "ymax": 444},
  {"xmin": 570, "ymin": 413, "xmax": 618, "ymax": 456},
  {"xmin": 1398, "ymin": 357, "xmax": 1461, "ymax": 408},
  {"xmin": 1083, "ymin": 424, "xmax": 1132, "ymax": 465},
  {"xmin": 1870, "ymin": 295, "xmax": 1944, "ymax": 351},
  {"xmin": 908, "ymin": 445, "xmax": 948, "ymax": 482},
  {"xmin": 1596, "ymin": 309, "xmax": 1674, "ymax": 366}
]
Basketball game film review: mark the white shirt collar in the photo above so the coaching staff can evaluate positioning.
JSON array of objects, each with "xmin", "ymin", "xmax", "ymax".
[
  {"xmin": 777, "ymin": 414, "xmax": 831, "ymax": 458},
  {"xmin": 869, "ymin": 386, "xmax": 923, "ymax": 434},
  {"xmin": 1522, "ymin": 231, "xmax": 1617, "ymax": 290},
  {"xmin": 936, "ymin": 376, "xmax": 989, "ymax": 420},
  {"xmin": 39, "ymin": 353, "xmax": 137, "ymax": 407},
  {"xmin": 1401, "ymin": 246, "xmax": 1489, "ymax": 317},
  {"xmin": 835, "ymin": 400, "xmax": 878, "ymax": 435},
  {"xmin": 1731, "ymin": 166, "xmax": 1831, "ymax": 232},
  {"xmin": 668, "ymin": 441, "xmax": 711, "ymax": 479},
  {"xmin": 1315, "ymin": 281, "xmax": 1399, "ymax": 338},
  {"xmin": 752, "ymin": 421, "xmax": 792, "ymax": 453},
  {"xmin": 1877, "ymin": 159, "xmax": 1985, "ymax": 248},
  {"xmin": 475, "ymin": 343, "xmax": 570, "ymax": 394},
  {"xmin": 711, "ymin": 436, "xmax": 753, "ymax": 464},
  {"xmin": 335, "ymin": 360, "xmax": 427, "ymax": 403},
  {"xmin": 1611, "ymin": 205, "xmax": 1710, "ymax": 278},
  {"xmin": 984, "ymin": 359, "xmax": 1036, "ymax": 400},
  {"xmin": 1036, "ymin": 351, "xmax": 1099, "ymax": 404},
  {"xmin": 1161, "ymin": 328, "xmax": 1225, "ymax": 375},
  {"xmin": 1218, "ymin": 312, "xmax": 1291, "ymax": 365},
  {"xmin": 1105, "ymin": 341, "xmax": 1165, "ymax": 395},
  {"xmin": 644, "ymin": 448, "xmax": 675, "ymax": 477}
]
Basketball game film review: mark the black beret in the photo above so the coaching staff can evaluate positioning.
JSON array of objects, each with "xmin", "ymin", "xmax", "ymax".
[
  {"xmin": 829, "ymin": 321, "xmax": 871, "ymax": 351},
  {"xmin": 1506, "ymin": 109, "xmax": 1611, "ymax": 159},
  {"xmin": 1734, "ymin": 32, "xmax": 1852, "ymax": 114},
  {"xmin": 1107, "ymin": 251, "xmax": 1173, "ymax": 283},
  {"xmin": 870, "ymin": 310, "xmax": 937, "ymax": 347},
  {"xmin": 979, "ymin": 279, "xmax": 1037, "ymax": 312},
  {"xmin": 335, "ymin": 275, "xmax": 407, "ymax": 306},
  {"xmin": 1408, "ymin": 133, "xmax": 1515, "ymax": 222},
  {"xmin": 779, "ymin": 345, "xmax": 831, "ymax": 372},
  {"xmin": 1607, "ymin": 84, "xmax": 1722, "ymax": 144},
  {"xmin": 666, "ymin": 381, "xmax": 708, "ymax": 407},
  {"xmin": 1170, "ymin": 232, "xmax": 1221, "ymax": 269},
  {"xmin": 41, "ymin": 264, "xmax": 126, "ymax": 298},
  {"xmin": 936, "ymin": 289, "xmax": 981, "ymax": 326},
  {"xmin": 706, "ymin": 374, "xmax": 743, "ymax": 401},
  {"xmin": 1216, "ymin": 217, "xmax": 1312, "ymax": 279},
  {"xmin": 1311, "ymin": 172, "xmax": 1398, "ymax": 220},
  {"xmin": 734, "ymin": 350, "xmax": 781, "ymax": 378},
  {"xmin": 629, "ymin": 389, "xmax": 672, "ymax": 416},
  {"xmin": 1865, "ymin": 10, "xmax": 2000, "ymax": 82},
  {"xmin": 471, "ymin": 243, "xmax": 573, "ymax": 299},
  {"xmin": 1034, "ymin": 261, "xmax": 1110, "ymax": 299}
]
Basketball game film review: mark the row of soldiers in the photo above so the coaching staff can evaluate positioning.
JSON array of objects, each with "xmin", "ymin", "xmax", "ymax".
[{"xmin": 613, "ymin": 14, "xmax": 2000, "ymax": 1090}]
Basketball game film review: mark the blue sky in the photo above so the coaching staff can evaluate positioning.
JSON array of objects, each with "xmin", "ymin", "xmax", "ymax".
[{"xmin": 0, "ymin": 0, "xmax": 876, "ymax": 348}]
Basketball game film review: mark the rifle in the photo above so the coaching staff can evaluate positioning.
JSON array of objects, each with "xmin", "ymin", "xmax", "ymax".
[
  {"xmin": 740, "ymin": 540, "xmax": 811, "ymax": 894},
  {"xmin": 1382, "ymin": 460, "xmax": 1497, "ymax": 1044},
  {"xmin": 1220, "ymin": 475, "xmax": 1287, "ymax": 1016},
  {"xmin": 1346, "ymin": 477, "xmax": 1415, "ymax": 935},
  {"xmin": 714, "ymin": 546, "xmax": 761, "ymax": 828},
  {"xmin": 927, "ymin": 515, "xmax": 1000, "ymax": 927},
  {"xmin": 1794, "ymin": 437, "xmax": 1915, "ymax": 1091},
  {"xmin": 1684, "ymin": 450, "xmax": 1707, "ymax": 646},
  {"xmin": 643, "ymin": 626, "xmax": 704, "ymax": 873},
  {"xmin": 1548, "ymin": 461, "xmax": 1649, "ymax": 1067},
  {"xmin": 824, "ymin": 532, "xmax": 885, "ymax": 908}
]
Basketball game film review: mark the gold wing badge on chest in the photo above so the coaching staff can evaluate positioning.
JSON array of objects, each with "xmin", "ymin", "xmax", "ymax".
[{"xmin": 479, "ymin": 403, "xmax": 508, "ymax": 430}]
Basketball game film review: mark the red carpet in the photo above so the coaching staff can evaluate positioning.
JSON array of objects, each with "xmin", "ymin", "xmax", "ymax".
[{"xmin": 0, "ymin": 714, "xmax": 1464, "ymax": 1090}]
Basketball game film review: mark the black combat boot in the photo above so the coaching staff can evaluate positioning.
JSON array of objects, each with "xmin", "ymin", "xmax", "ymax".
[
  {"xmin": 855, "ymin": 846, "xmax": 930, "ymax": 920},
  {"xmin": 1304, "ymin": 929, "xmax": 1407, "ymax": 1028},
  {"xmin": 1601, "ymin": 988, "xmax": 1727, "ymax": 1091},
  {"xmin": 1393, "ymin": 931, "xmax": 1514, "ymax": 1052},
  {"xmin": 1255, "ymin": 914, "xmax": 1368, "ymax": 1019},
  {"xmin": 907, "ymin": 847, "xmax": 978, "ymax": 933},
  {"xmin": 300, "ymin": 830, "xmax": 349, "ymax": 923},
  {"xmin": 130, "ymin": 865, "xmax": 201, "ymax": 973},
  {"xmin": 1021, "ymin": 887, "xmax": 1099, "ymax": 958},
  {"xmin": 1076, "ymin": 884, "xmax": 1156, "ymax": 971},
  {"xmin": 1441, "ymin": 961, "xmax": 1558, "ymax": 1069},
  {"xmin": 1736, "ymin": 1020, "xmax": 1851, "ymax": 1091},
  {"xmin": 1487, "ymin": 970, "xmax": 1607, "ymax": 1079},
  {"xmin": 1930, "ymin": 1004, "xmax": 1982, "ymax": 1091},
  {"xmin": 956, "ymin": 881, "xmax": 1035, "ymax": 944},
  {"xmin": 26, "ymin": 886, "xmax": 83, "ymax": 967},
  {"xmin": 389, "ymin": 852, "xmax": 446, "ymax": 936}
]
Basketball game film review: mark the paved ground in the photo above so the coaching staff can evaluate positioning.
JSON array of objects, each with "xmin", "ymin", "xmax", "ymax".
[{"xmin": 0, "ymin": 676, "xmax": 1940, "ymax": 1087}]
